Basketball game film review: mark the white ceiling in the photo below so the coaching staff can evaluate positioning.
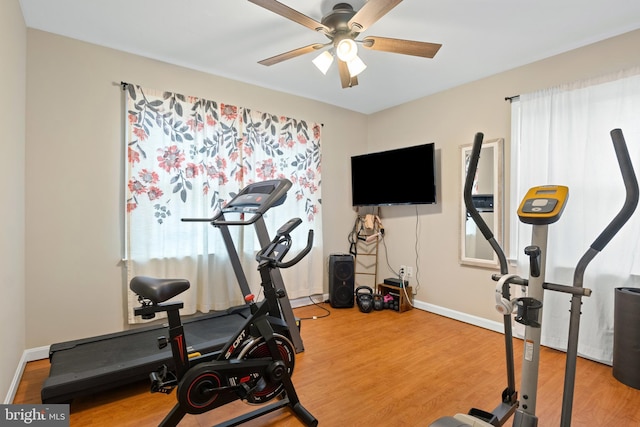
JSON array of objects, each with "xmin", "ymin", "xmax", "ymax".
[{"xmin": 19, "ymin": 0, "xmax": 640, "ymax": 114}]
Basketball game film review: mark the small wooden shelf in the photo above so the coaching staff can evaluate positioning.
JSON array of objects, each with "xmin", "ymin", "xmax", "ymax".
[{"xmin": 377, "ymin": 283, "xmax": 413, "ymax": 312}]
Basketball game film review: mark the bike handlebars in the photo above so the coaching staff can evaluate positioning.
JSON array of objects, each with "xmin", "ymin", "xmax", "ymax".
[
  {"xmin": 255, "ymin": 224, "xmax": 314, "ymax": 270},
  {"xmin": 184, "ymin": 211, "xmax": 314, "ymax": 269},
  {"xmin": 276, "ymin": 230, "xmax": 314, "ymax": 269}
]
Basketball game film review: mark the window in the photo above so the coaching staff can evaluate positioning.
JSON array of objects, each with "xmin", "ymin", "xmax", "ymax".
[
  {"xmin": 123, "ymin": 84, "xmax": 323, "ymax": 322},
  {"xmin": 510, "ymin": 68, "xmax": 640, "ymax": 362}
]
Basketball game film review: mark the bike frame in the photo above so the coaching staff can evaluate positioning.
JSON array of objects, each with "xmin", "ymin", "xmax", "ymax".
[{"xmin": 133, "ymin": 260, "xmax": 291, "ymax": 385}]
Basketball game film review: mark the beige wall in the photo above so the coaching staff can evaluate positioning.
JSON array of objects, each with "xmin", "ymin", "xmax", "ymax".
[
  {"xmin": 25, "ymin": 29, "xmax": 367, "ymax": 348},
  {"xmin": 0, "ymin": 0, "xmax": 26, "ymax": 399},
  {"xmin": 368, "ymin": 29, "xmax": 640, "ymax": 322},
  {"xmin": 19, "ymin": 23, "xmax": 640, "ymax": 354}
]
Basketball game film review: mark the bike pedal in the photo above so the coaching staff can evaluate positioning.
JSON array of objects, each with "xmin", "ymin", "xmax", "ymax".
[
  {"xmin": 152, "ymin": 382, "xmax": 177, "ymax": 394},
  {"xmin": 254, "ymin": 377, "xmax": 267, "ymax": 392},
  {"xmin": 150, "ymin": 367, "xmax": 177, "ymax": 394},
  {"xmin": 150, "ymin": 377, "xmax": 178, "ymax": 394},
  {"xmin": 237, "ymin": 382, "xmax": 252, "ymax": 398}
]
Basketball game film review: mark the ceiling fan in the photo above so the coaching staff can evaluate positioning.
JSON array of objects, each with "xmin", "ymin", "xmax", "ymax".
[{"xmin": 248, "ymin": 0, "xmax": 442, "ymax": 88}]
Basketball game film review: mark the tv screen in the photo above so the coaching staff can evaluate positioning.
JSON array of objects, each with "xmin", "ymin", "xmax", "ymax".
[{"xmin": 350, "ymin": 143, "xmax": 436, "ymax": 206}]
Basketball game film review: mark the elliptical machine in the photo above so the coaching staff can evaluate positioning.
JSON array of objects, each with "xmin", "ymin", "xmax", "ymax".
[{"xmin": 431, "ymin": 129, "xmax": 638, "ymax": 426}]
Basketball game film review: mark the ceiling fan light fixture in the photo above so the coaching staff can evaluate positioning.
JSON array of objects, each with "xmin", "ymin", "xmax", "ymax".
[
  {"xmin": 335, "ymin": 38, "xmax": 358, "ymax": 62},
  {"xmin": 249, "ymin": 0, "xmax": 441, "ymax": 89},
  {"xmin": 312, "ymin": 50, "xmax": 334, "ymax": 75},
  {"xmin": 346, "ymin": 55, "xmax": 367, "ymax": 78}
]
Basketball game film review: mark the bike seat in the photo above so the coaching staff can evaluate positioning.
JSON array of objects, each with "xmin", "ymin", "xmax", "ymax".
[{"xmin": 130, "ymin": 276, "xmax": 190, "ymax": 304}]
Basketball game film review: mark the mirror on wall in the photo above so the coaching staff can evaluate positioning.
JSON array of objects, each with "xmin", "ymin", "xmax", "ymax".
[{"xmin": 459, "ymin": 138, "xmax": 504, "ymax": 268}]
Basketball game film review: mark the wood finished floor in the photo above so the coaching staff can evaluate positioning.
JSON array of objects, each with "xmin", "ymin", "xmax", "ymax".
[{"xmin": 13, "ymin": 303, "xmax": 640, "ymax": 426}]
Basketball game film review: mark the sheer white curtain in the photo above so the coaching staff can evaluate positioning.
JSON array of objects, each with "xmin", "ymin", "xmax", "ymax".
[
  {"xmin": 510, "ymin": 68, "xmax": 640, "ymax": 363},
  {"xmin": 124, "ymin": 84, "xmax": 323, "ymax": 323}
]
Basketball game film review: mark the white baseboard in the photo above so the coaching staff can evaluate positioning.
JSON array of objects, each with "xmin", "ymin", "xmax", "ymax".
[
  {"xmin": 292, "ymin": 294, "xmax": 503, "ymax": 334},
  {"xmin": 4, "ymin": 346, "xmax": 49, "ymax": 404},
  {"xmin": 413, "ymin": 299, "xmax": 504, "ymax": 333},
  {"xmin": 290, "ymin": 293, "xmax": 329, "ymax": 308},
  {"xmin": 24, "ymin": 346, "xmax": 50, "ymax": 362}
]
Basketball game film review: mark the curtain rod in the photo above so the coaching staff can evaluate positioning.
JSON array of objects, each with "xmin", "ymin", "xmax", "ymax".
[
  {"xmin": 505, "ymin": 95, "xmax": 520, "ymax": 102},
  {"xmin": 115, "ymin": 81, "xmax": 324, "ymax": 126}
]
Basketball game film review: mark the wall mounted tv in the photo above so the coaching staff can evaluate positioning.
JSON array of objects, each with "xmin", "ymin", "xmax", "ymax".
[{"xmin": 350, "ymin": 143, "xmax": 436, "ymax": 206}]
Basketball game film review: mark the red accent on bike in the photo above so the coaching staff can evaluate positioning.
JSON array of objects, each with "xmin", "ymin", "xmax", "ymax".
[
  {"xmin": 240, "ymin": 375, "xmax": 251, "ymax": 383},
  {"xmin": 245, "ymin": 294, "xmax": 255, "ymax": 303},
  {"xmin": 187, "ymin": 373, "xmax": 220, "ymax": 408},
  {"xmin": 176, "ymin": 335, "xmax": 186, "ymax": 362}
]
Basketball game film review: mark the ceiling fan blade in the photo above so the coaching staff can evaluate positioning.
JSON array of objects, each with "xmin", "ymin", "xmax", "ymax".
[
  {"xmin": 362, "ymin": 36, "xmax": 442, "ymax": 58},
  {"xmin": 348, "ymin": 0, "xmax": 403, "ymax": 32},
  {"xmin": 258, "ymin": 43, "xmax": 324, "ymax": 66},
  {"xmin": 248, "ymin": 0, "xmax": 329, "ymax": 33},
  {"xmin": 337, "ymin": 60, "xmax": 358, "ymax": 88}
]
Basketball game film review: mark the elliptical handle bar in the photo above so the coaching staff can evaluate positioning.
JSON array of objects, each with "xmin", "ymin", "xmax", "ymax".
[
  {"xmin": 559, "ymin": 129, "xmax": 639, "ymax": 427},
  {"xmin": 464, "ymin": 132, "xmax": 509, "ymax": 275},
  {"xmin": 589, "ymin": 128, "xmax": 639, "ymax": 253}
]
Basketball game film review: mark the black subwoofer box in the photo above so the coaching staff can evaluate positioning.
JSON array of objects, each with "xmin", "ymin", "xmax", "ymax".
[{"xmin": 329, "ymin": 254, "xmax": 355, "ymax": 308}]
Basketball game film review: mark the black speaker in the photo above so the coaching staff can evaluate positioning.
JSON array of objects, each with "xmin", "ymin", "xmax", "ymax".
[{"xmin": 329, "ymin": 254, "xmax": 355, "ymax": 308}]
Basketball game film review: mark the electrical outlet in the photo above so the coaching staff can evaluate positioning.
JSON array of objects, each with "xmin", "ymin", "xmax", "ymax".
[{"xmin": 399, "ymin": 265, "xmax": 413, "ymax": 278}]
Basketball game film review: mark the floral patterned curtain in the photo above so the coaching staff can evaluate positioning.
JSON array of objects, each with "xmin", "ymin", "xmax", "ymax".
[{"xmin": 124, "ymin": 84, "xmax": 323, "ymax": 323}]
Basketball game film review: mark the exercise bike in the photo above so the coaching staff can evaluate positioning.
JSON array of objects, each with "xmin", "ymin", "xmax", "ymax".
[
  {"xmin": 129, "ymin": 218, "xmax": 318, "ymax": 427},
  {"xmin": 431, "ymin": 129, "xmax": 638, "ymax": 426}
]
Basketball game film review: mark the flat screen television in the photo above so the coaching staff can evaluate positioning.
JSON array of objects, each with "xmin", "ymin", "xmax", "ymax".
[{"xmin": 350, "ymin": 143, "xmax": 436, "ymax": 206}]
